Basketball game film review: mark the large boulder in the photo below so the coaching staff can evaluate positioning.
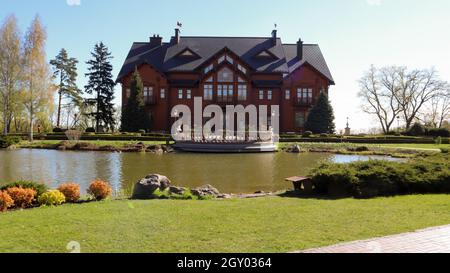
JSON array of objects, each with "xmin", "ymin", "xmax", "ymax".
[
  {"xmin": 191, "ymin": 184, "xmax": 220, "ymax": 198},
  {"xmin": 131, "ymin": 174, "xmax": 172, "ymax": 199},
  {"xmin": 169, "ymin": 186, "xmax": 188, "ymax": 195}
]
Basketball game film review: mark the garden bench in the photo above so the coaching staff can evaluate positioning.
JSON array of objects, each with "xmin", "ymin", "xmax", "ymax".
[{"xmin": 285, "ymin": 176, "xmax": 313, "ymax": 193}]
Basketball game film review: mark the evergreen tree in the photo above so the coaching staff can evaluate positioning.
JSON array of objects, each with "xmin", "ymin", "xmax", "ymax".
[
  {"xmin": 304, "ymin": 92, "xmax": 335, "ymax": 134},
  {"xmin": 50, "ymin": 48, "xmax": 81, "ymax": 128},
  {"xmin": 84, "ymin": 42, "xmax": 115, "ymax": 132},
  {"xmin": 120, "ymin": 68, "xmax": 150, "ymax": 132}
]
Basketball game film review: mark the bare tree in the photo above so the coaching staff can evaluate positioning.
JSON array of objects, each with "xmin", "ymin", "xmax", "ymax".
[
  {"xmin": 393, "ymin": 67, "xmax": 448, "ymax": 129},
  {"xmin": 419, "ymin": 88, "xmax": 450, "ymax": 128},
  {"xmin": 358, "ymin": 65, "xmax": 402, "ymax": 134},
  {"xmin": 359, "ymin": 65, "xmax": 448, "ymax": 133}
]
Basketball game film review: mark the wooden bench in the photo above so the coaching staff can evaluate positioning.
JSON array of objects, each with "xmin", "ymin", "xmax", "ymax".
[{"xmin": 285, "ymin": 176, "xmax": 313, "ymax": 193}]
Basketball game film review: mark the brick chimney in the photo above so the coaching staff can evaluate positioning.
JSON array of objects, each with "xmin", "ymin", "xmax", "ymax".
[
  {"xmin": 297, "ymin": 38, "xmax": 303, "ymax": 60},
  {"xmin": 149, "ymin": 34, "xmax": 162, "ymax": 48},
  {"xmin": 172, "ymin": 28, "xmax": 180, "ymax": 44},
  {"xmin": 271, "ymin": 29, "xmax": 277, "ymax": 46}
]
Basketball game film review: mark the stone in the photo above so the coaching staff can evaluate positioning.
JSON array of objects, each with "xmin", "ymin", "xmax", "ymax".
[
  {"xmin": 217, "ymin": 194, "xmax": 232, "ymax": 199},
  {"xmin": 191, "ymin": 184, "xmax": 220, "ymax": 198},
  {"xmin": 131, "ymin": 174, "xmax": 172, "ymax": 199},
  {"xmin": 169, "ymin": 186, "xmax": 187, "ymax": 195}
]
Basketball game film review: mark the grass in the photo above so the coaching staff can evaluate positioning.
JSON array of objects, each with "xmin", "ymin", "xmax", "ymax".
[
  {"xmin": 1, "ymin": 195, "xmax": 450, "ymax": 253},
  {"xmin": 375, "ymin": 143, "xmax": 450, "ymax": 150},
  {"xmin": 18, "ymin": 140, "xmax": 171, "ymax": 149}
]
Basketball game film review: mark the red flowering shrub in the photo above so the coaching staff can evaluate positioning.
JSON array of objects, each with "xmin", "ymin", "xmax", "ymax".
[
  {"xmin": 57, "ymin": 183, "xmax": 80, "ymax": 202},
  {"xmin": 6, "ymin": 187, "xmax": 36, "ymax": 208},
  {"xmin": 87, "ymin": 180, "xmax": 112, "ymax": 201},
  {"xmin": 0, "ymin": 191, "xmax": 14, "ymax": 212}
]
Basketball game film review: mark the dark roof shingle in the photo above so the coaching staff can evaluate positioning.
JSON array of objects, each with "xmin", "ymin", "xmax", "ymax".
[{"xmin": 116, "ymin": 36, "xmax": 334, "ymax": 84}]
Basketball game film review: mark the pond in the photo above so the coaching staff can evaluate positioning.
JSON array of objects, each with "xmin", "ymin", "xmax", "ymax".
[{"xmin": 0, "ymin": 149, "xmax": 401, "ymax": 195}]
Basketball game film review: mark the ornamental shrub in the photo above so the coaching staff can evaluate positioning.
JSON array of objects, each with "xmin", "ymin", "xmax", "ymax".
[
  {"xmin": 38, "ymin": 190, "xmax": 66, "ymax": 206},
  {"xmin": 57, "ymin": 183, "xmax": 80, "ymax": 202},
  {"xmin": 0, "ymin": 135, "xmax": 21, "ymax": 148},
  {"xmin": 6, "ymin": 187, "xmax": 37, "ymax": 208},
  {"xmin": 407, "ymin": 123, "xmax": 426, "ymax": 136},
  {"xmin": 0, "ymin": 191, "xmax": 14, "ymax": 212},
  {"xmin": 0, "ymin": 181, "xmax": 47, "ymax": 197},
  {"xmin": 87, "ymin": 179, "xmax": 112, "ymax": 201},
  {"xmin": 85, "ymin": 127, "xmax": 96, "ymax": 133},
  {"xmin": 302, "ymin": 131, "xmax": 313, "ymax": 138}
]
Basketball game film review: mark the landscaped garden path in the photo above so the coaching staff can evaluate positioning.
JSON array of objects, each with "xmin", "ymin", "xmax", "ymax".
[{"xmin": 299, "ymin": 224, "xmax": 450, "ymax": 253}]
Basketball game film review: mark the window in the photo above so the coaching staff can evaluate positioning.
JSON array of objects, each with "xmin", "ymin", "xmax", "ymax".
[
  {"xmin": 267, "ymin": 90, "xmax": 273, "ymax": 100},
  {"xmin": 285, "ymin": 89, "xmax": 290, "ymax": 100},
  {"xmin": 178, "ymin": 89, "xmax": 183, "ymax": 99},
  {"xmin": 237, "ymin": 76, "xmax": 246, "ymax": 83},
  {"xmin": 126, "ymin": 88, "xmax": 130, "ymax": 98},
  {"xmin": 205, "ymin": 76, "xmax": 213, "ymax": 83},
  {"xmin": 217, "ymin": 84, "xmax": 234, "ymax": 103},
  {"xmin": 204, "ymin": 64, "xmax": 213, "ymax": 74},
  {"xmin": 186, "ymin": 89, "xmax": 192, "ymax": 99},
  {"xmin": 160, "ymin": 88, "xmax": 166, "ymax": 99},
  {"xmin": 218, "ymin": 55, "xmax": 226, "ymax": 63},
  {"xmin": 297, "ymin": 88, "xmax": 313, "ymax": 104},
  {"xmin": 238, "ymin": 85, "xmax": 247, "ymax": 101},
  {"xmin": 218, "ymin": 67, "xmax": 233, "ymax": 82},
  {"xmin": 295, "ymin": 112, "xmax": 306, "ymax": 128},
  {"xmin": 204, "ymin": 84, "xmax": 213, "ymax": 100},
  {"xmin": 143, "ymin": 86, "xmax": 154, "ymax": 103},
  {"xmin": 259, "ymin": 90, "xmax": 264, "ymax": 100},
  {"xmin": 237, "ymin": 64, "xmax": 247, "ymax": 74}
]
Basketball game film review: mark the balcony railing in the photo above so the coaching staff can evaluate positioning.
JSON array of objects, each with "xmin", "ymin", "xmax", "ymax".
[
  {"xmin": 216, "ymin": 96, "xmax": 235, "ymax": 105},
  {"xmin": 144, "ymin": 96, "xmax": 156, "ymax": 105},
  {"xmin": 293, "ymin": 98, "xmax": 314, "ymax": 107}
]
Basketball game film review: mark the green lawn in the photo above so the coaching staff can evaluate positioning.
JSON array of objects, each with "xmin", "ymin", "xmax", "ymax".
[
  {"xmin": 1, "ymin": 195, "xmax": 450, "ymax": 253},
  {"xmin": 375, "ymin": 143, "xmax": 450, "ymax": 150}
]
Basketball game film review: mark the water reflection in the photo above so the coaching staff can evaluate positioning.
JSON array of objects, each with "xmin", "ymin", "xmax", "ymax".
[{"xmin": 0, "ymin": 149, "xmax": 399, "ymax": 194}]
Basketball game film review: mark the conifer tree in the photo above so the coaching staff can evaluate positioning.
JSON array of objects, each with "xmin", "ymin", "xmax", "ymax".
[
  {"xmin": 120, "ymin": 68, "xmax": 150, "ymax": 132},
  {"xmin": 304, "ymin": 92, "xmax": 335, "ymax": 134},
  {"xmin": 50, "ymin": 48, "xmax": 80, "ymax": 128},
  {"xmin": 84, "ymin": 42, "xmax": 115, "ymax": 132}
]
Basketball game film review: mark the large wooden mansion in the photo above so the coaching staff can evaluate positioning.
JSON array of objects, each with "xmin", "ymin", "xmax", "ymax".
[{"xmin": 117, "ymin": 28, "xmax": 334, "ymax": 133}]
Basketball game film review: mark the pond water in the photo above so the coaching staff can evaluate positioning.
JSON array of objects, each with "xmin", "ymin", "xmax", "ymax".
[{"xmin": 0, "ymin": 149, "xmax": 401, "ymax": 195}]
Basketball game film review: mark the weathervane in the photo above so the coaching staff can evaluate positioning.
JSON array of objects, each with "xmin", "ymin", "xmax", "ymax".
[
  {"xmin": 274, "ymin": 23, "xmax": 278, "ymax": 29},
  {"xmin": 177, "ymin": 21, "xmax": 183, "ymax": 28}
]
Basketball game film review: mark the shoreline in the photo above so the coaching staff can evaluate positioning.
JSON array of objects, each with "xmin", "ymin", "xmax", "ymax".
[{"xmin": 7, "ymin": 140, "xmax": 441, "ymax": 158}]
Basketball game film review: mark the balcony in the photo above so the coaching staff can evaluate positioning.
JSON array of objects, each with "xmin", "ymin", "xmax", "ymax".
[
  {"xmin": 144, "ymin": 96, "xmax": 156, "ymax": 105},
  {"xmin": 215, "ymin": 96, "xmax": 235, "ymax": 105},
  {"xmin": 293, "ymin": 98, "xmax": 314, "ymax": 107}
]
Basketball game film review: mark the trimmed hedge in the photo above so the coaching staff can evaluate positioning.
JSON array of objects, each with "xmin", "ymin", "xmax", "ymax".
[
  {"xmin": 309, "ymin": 153, "xmax": 450, "ymax": 198},
  {"xmin": 0, "ymin": 135, "xmax": 21, "ymax": 148}
]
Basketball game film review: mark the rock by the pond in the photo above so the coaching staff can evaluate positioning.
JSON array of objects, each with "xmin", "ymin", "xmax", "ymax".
[
  {"xmin": 131, "ymin": 174, "xmax": 172, "ymax": 199},
  {"xmin": 191, "ymin": 184, "xmax": 220, "ymax": 198},
  {"xmin": 169, "ymin": 186, "xmax": 187, "ymax": 195},
  {"xmin": 285, "ymin": 145, "xmax": 302, "ymax": 153}
]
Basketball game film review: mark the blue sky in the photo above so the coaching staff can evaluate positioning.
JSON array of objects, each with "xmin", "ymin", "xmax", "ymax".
[{"xmin": 1, "ymin": 0, "xmax": 450, "ymax": 131}]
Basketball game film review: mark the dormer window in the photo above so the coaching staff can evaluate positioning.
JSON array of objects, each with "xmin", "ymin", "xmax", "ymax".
[{"xmin": 255, "ymin": 50, "xmax": 277, "ymax": 59}]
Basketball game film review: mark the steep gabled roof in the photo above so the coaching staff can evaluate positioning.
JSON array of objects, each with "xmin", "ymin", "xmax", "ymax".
[
  {"xmin": 116, "ymin": 36, "xmax": 334, "ymax": 85},
  {"xmin": 283, "ymin": 44, "xmax": 334, "ymax": 84}
]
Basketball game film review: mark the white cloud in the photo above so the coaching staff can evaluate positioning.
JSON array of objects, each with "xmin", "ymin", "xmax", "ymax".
[
  {"xmin": 66, "ymin": 0, "xmax": 81, "ymax": 6},
  {"xmin": 366, "ymin": 0, "xmax": 382, "ymax": 6}
]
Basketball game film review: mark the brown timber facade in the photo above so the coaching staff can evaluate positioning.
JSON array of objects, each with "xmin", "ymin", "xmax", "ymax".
[{"xmin": 117, "ymin": 29, "xmax": 334, "ymax": 133}]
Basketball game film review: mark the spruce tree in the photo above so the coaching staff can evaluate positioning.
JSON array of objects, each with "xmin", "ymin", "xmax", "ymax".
[
  {"xmin": 304, "ymin": 92, "xmax": 335, "ymax": 134},
  {"xmin": 50, "ymin": 48, "xmax": 81, "ymax": 128},
  {"xmin": 84, "ymin": 42, "xmax": 115, "ymax": 132},
  {"xmin": 120, "ymin": 69, "xmax": 150, "ymax": 132}
]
